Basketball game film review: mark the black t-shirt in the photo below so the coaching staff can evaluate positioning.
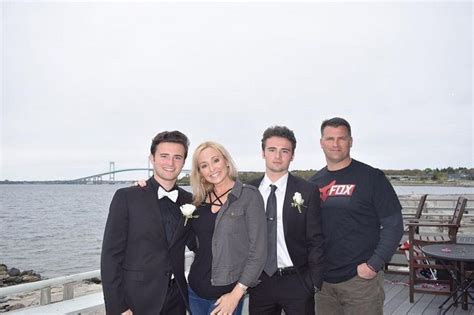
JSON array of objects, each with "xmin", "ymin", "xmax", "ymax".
[
  {"xmin": 188, "ymin": 203, "xmax": 236, "ymax": 299},
  {"xmin": 309, "ymin": 159, "xmax": 401, "ymax": 283}
]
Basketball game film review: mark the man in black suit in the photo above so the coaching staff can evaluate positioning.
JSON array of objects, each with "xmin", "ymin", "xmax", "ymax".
[
  {"xmin": 248, "ymin": 126, "xmax": 324, "ymax": 315},
  {"xmin": 101, "ymin": 130, "xmax": 193, "ymax": 315}
]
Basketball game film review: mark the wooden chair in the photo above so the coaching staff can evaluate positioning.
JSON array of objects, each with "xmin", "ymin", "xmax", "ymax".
[
  {"xmin": 407, "ymin": 197, "xmax": 468, "ymax": 302},
  {"xmin": 384, "ymin": 194, "xmax": 428, "ymax": 273},
  {"xmin": 403, "ymin": 194, "xmax": 428, "ymax": 234},
  {"xmin": 404, "ymin": 194, "xmax": 429, "ymax": 219}
]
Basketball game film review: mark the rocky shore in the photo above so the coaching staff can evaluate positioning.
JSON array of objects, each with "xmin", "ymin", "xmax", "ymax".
[
  {"xmin": 0, "ymin": 264, "xmax": 42, "ymax": 312},
  {"xmin": 0, "ymin": 264, "xmax": 42, "ymax": 288},
  {"xmin": 0, "ymin": 264, "xmax": 102, "ymax": 312}
]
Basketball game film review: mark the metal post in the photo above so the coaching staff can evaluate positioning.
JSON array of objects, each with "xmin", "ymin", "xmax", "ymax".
[
  {"xmin": 40, "ymin": 287, "xmax": 51, "ymax": 305},
  {"xmin": 63, "ymin": 282, "xmax": 74, "ymax": 300}
]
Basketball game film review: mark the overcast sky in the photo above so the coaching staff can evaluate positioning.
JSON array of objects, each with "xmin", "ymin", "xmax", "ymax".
[{"xmin": 2, "ymin": 1, "xmax": 472, "ymax": 181}]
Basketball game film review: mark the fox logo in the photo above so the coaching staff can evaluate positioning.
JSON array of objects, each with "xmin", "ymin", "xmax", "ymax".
[{"xmin": 319, "ymin": 180, "xmax": 356, "ymax": 202}]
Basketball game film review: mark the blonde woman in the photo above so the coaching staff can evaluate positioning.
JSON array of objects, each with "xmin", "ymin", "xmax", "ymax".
[{"xmin": 187, "ymin": 141, "xmax": 267, "ymax": 315}]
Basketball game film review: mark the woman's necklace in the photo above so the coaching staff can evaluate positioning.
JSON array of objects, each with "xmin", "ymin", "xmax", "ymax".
[{"xmin": 208, "ymin": 187, "xmax": 233, "ymax": 206}]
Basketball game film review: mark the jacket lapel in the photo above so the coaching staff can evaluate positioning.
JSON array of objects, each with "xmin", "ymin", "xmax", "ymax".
[
  {"xmin": 282, "ymin": 173, "xmax": 296, "ymax": 237},
  {"xmin": 214, "ymin": 181, "xmax": 246, "ymax": 229},
  {"xmin": 168, "ymin": 188, "xmax": 188, "ymax": 248},
  {"xmin": 144, "ymin": 179, "xmax": 168, "ymax": 247}
]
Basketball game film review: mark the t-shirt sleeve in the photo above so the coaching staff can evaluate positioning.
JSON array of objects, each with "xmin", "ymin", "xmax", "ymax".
[
  {"xmin": 367, "ymin": 170, "xmax": 404, "ymax": 271},
  {"xmin": 373, "ymin": 170, "xmax": 402, "ymax": 219}
]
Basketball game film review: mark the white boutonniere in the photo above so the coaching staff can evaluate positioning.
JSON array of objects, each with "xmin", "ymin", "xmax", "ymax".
[
  {"xmin": 291, "ymin": 192, "xmax": 306, "ymax": 213},
  {"xmin": 180, "ymin": 204, "xmax": 199, "ymax": 226}
]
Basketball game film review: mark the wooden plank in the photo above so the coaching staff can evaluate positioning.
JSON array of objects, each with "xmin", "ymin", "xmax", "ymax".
[
  {"xmin": 423, "ymin": 294, "xmax": 448, "ymax": 314},
  {"xmin": 384, "ymin": 286, "xmax": 410, "ymax": 315},
  {"xmin": 391, "ymin": 293, "xmax": 423, "ymax": 315},
  {"xmin": 451, "ymin": 302, "xmax": 472, "ymax": 314},
  {"xmin": 408, "ymin": 292, "xmax": 436, "ymax": 314},
  {"xmin": 385, "ymin": 281, "xmax": 408, "ymax": 305},
  {"xmin": 384, "ymin": 274, "xmax": 407, "ymax": 292}
]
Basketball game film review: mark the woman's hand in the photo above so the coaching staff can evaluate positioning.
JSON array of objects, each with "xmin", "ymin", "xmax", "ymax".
[
  {"xmin": 210, "ymin": 284, "xmax": 246, "ymax": 315},
  {"xmin": 133, "ymin": 179, "xmax": 147, "ymax": 187}
]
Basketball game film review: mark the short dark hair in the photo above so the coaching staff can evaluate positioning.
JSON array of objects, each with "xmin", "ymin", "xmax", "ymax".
[
  {"xmin": 261, "ymin": 126, "xmax": 297, "ymax": 153},
  {"xmin": 320, "ymin": 117, "xmax": 352, "ymax": 137},
  {"xmin": 150, "ymin": 130, "xmax": 190, "ymax": 158}
]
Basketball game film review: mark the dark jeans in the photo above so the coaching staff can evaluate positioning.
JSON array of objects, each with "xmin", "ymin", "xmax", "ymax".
[
  {"xmin": 316, "ymin": 271, "xmax": 385, "ymax": 315},
  {"xmin": 249, "ymin": 273, "xmax": 315, "ymax": 315},
  {"xmin": 188, "ymin": 286, "xmax": 244, "ymax": 315}
]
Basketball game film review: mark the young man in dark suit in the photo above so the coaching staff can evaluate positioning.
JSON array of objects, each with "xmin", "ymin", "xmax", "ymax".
[
  {"xmin": 248, "ymin": 126, "xmax": 324, "ymax": 315},
  {"xmin": 101, "ymin": 130, "xmax": 193, "ymax": 315}
]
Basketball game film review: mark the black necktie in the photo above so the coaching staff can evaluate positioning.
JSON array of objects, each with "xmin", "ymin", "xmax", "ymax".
[{"xmin": 264, "ymin": 184, "xmax": 278, "ymax": 276}]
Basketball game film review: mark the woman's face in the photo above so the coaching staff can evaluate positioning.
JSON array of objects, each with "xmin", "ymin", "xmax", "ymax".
[{"xmin": 197, "ymin": 146, "xmax": 229, "ymax": 186}]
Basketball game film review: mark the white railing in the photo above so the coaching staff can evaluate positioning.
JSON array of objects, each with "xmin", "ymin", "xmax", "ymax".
[
  {"xmin": 0, "ymin": 270, "xmax": 100, "ymax": 305},
  {"xmin": 399, "ymin": 197, "xmax": 474, "ymax": 222},
  {"xmin": 1, "ymin": 251, "xmax": 195, "ymax": 308}
]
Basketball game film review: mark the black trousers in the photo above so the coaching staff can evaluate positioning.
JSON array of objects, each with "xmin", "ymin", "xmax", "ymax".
[
  {"xmin": 160, "ymin": 279, "xmax": 187, "ymax": 315},
  {"xmin": 249, "ymin": 272, "xmax": 315, "ymax": 315}
]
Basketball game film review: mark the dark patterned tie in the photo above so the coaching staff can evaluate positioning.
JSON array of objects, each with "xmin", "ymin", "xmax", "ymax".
[{"xmin": 264, "ymin": 184, "xmax": 278, "ymax": 276}]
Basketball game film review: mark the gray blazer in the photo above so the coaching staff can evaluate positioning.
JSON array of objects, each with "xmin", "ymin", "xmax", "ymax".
[{"xmin": 210, "ymin": 180, "xmax": 267, "ymax": 287}]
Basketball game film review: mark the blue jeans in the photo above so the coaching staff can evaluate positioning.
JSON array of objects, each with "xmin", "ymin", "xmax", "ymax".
[{"xmin": 188, "ymin": 286, "xmax": 244, "ymax": 315}]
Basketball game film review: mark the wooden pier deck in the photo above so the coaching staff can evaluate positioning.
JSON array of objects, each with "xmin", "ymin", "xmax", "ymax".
[
  {"xmin": 382, "ymin": 273, "xmax": 473, "ymax": 315},
  {"xmin": 10, "ymin": 273, "xmax": 473, "ymax": 314}
]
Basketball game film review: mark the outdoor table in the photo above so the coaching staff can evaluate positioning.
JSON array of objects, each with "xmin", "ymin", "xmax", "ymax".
[{"xmin": 422, "ymin": 244, "xmax": 474, "ymax": 314}]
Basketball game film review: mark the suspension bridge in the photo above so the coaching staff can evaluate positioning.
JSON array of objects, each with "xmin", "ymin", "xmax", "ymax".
[{"xmin": 69, "ymin": 162, "xmax": 191, "ymax": 184}]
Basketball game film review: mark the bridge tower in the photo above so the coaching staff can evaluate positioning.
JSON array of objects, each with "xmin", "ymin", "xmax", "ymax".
[
  {"xmin": 109, "ymin": 161, "xmax": 115, "ymax": 183},
  {"xmin": 148, "ymin": 160, "xmax": 153, "ymax": 177}
]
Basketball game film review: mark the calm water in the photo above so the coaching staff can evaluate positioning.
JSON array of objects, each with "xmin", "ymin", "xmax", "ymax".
[{"xmin": 0, "ymin": 184, "xmax": 472, "ymax": 278}]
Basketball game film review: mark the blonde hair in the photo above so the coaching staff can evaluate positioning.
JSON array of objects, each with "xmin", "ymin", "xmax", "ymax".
[{"xmin": 190, "ymin": 141, "xmax": 238, "ymax": 205}]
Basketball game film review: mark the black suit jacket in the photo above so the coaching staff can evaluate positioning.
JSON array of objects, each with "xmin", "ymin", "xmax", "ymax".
[
  {"xmin": 250, "ymin": 173, "xmax": 324, "ymax": 290},
  {"xmin": 101, "ymin": 178, "xmax": 193, "ymax": 315}
]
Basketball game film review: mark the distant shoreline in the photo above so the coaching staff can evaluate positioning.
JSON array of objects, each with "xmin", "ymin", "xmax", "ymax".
[
  {"xmin": 1, "ymin": 180, "xmax": 474, "ymax": 187},
  {"xmin": 0, "ymin": 180, "xmax": 136, "ymax": 185},
  {"xmin": 390, "ymin": 181, "xmax": 474, "ymax": 187}
]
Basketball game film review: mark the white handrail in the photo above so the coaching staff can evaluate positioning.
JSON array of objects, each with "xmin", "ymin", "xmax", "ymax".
[
  {"xmin": 0, "ymin": 270, "xmax": 100, "ymax": 297},
  {"xmin": 0, "ymin": 251, "xmax": 195, "ymax": 298}
]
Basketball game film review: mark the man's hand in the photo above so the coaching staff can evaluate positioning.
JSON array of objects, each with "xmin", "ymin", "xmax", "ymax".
[
  {"xmin": 121, "ymin": 309, "xmax": 133, "ymax": 315},
  {"xmin": 357, "ymin": 263, "xmax": 377, "ymax": 280},
  {"xmin": 210, "ymin": 285, "xmax": 245, "ymax": 315}
]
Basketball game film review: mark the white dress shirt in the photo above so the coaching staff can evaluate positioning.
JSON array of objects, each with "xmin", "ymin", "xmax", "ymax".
[{"xmin": 259, "ymin": 173, "xmax": 294, "ymax": 268}]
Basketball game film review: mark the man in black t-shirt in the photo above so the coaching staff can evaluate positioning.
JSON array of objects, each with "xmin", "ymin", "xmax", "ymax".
[{"xmin": 309, "ymin": 117, "xmax": 403, "ymax": 315}]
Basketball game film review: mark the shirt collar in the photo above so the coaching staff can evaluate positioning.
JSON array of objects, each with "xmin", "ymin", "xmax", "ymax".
[
  {"xmin": 260, "ymin": 172, "xmax": 289, "ymax": 192},
  {"xmin": 150, "ymin": 177, "xmax": 178, "ymax": 194},
  {"xmin": 229, "ymin": 180, "xmax": 243, "ymax": 198}
]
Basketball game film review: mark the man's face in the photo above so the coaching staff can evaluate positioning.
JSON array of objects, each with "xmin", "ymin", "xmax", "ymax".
[
  {"xmin": 149, "ymin": 142, "xmax": 186, "ymax": 186},
  {"xmin": 320, "ymin": 126, "xmax": 352, "ymax": 165},
  {"xmin": 262, "ymin": 136, "xmax": 294, "ymax": 175}
]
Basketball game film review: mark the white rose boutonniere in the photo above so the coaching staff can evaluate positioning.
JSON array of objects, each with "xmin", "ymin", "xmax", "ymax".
[
  {"xmin": 180, "ymin": 204, "xmax": 199, "ymax": 226},
  {"xmin": 291, "ymin": 192, "xmax": 306, "ymax": 213}
]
